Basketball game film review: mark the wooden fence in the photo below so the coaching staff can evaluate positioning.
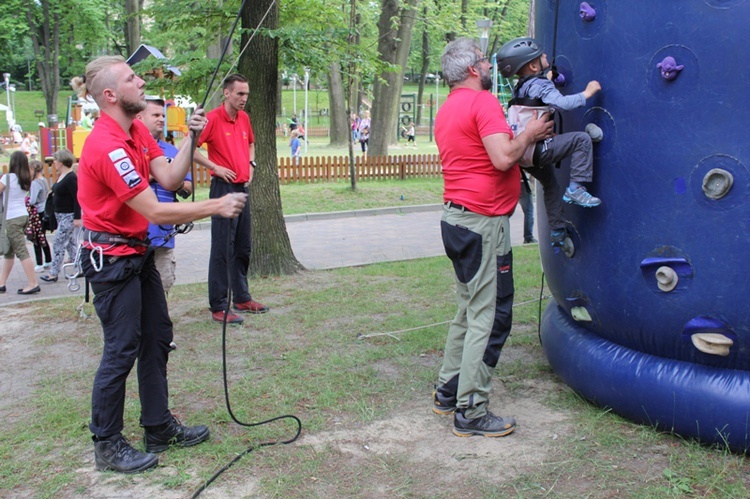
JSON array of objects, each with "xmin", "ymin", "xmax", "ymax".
[{"xmin": 2, "ymin": 153, "xmax": 442, "ymax": 187}]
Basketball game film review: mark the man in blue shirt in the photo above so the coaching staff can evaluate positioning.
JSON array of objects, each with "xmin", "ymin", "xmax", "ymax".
[{"xmin": 137, "ymin": 97, "xmax": 193, "ymax": 295}]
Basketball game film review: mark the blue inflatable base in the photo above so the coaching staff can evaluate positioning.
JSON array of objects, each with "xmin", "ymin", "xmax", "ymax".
[{"xmin": 541, "ymin": 300, "xmax": 750, "ymax": 454}]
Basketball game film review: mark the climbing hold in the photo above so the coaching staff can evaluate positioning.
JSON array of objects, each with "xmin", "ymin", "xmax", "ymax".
[
  {"xmin": 702, "ymin": 168, "xmax": 733, "ymax": 200},
  {"xmin": 691, "ymin": 333, "xmax": 734, "ymax": 357},
  {"xmin": 562, "ymin": 236, "xmax": 575, "ymax": 258},
  {"xmin": 553, "ymin": 72, "xmax": 566, "ymax": 87},
  {"xmin": 682, "ymin": 316, "xmax": 735, "ymax": 356},
  {"xmin": 656, "ymin": 56, "xmax": 684, "ymax": 80},
  {"xmin": 585, "ymin": 123, "xmax": 603, "ymax": 143},
  {"xmin": 655, "ymin": 266, "xmax": 678, "ymax": 292},
  {"xmin": 579, "ymin": 2, "xmax": 597, "ymax": 22},
  {"xmin": 571, "ymin": 306, "xmax": 592, "ymax": 322}
]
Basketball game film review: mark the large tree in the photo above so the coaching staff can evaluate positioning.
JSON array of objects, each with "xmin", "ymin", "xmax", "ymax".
[
  {"xmin": 22, "ymin": 0, "xmax": 110, "ymax": 121},
  {"xmin": 125, "ymin": 0, "xmax": 142, "ymax": 55},
  {"xmin": 368, "ymin": 0, "xmax": 420, "ymax": 155},
  {"xmin": 241, "ymin": 0, "xmax": 303, "ymax": 276}
]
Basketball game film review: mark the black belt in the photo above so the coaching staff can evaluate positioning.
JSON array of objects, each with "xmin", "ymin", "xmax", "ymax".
[
  {"xmin": 82, "ymin": 229, "xmax": 150, "ymax": 248},
  {"xmin": 445, "ymin": 201, "xmax": 475, "ymax": 214},
  {"xmin": 211, "ymin": 177, "xmax": 250, "ymax": 189}
]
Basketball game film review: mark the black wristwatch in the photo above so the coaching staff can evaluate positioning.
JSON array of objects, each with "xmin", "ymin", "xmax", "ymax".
[{"xmin": 250, "ymin": 160, "xmax": 257, "ymax": 168}]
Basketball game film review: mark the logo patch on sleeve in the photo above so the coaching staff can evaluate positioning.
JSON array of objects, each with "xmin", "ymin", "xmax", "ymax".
[{"xmin": 109, "ymin": 148, "xmax": 142, "ymax": 189}]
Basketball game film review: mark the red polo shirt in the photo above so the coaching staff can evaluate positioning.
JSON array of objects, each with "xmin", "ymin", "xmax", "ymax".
[
  {"xmin": 436, "ymin": 87, "xmax": 520, "ymax": 217},
  {"xmin": 78, "ymin": 112, "xmax": 164, "ymax": 256},
  {"xmin": 198, "ymin": 105, "xmax": 255, "ymax": 184}
]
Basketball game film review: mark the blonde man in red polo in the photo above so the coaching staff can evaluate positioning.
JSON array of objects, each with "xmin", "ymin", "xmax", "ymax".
[{"xmin": 72, "ymin": 56, "xmax": 247, "ymax": 473}]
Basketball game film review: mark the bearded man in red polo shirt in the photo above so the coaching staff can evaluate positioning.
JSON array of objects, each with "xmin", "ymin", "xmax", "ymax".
[
  {"xmin": 72, "ymin": 56, "xmax": 247, "ymax": 474},
  {"xmin": 432, "ymin": 38, "xmax": 553, "ymax": 438},
  {"xmin": 195, "ymin": 74, "xmax": 268, "ymax": 324}
]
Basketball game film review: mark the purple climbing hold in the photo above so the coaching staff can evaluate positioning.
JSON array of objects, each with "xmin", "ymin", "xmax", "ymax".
[
  {"xmin": 580, "ymin": 2, "xmax": 597, "ymax": 22},
  {"xmin": 553, "ymin": 72, "xmax": 566, "ymax": 86},
  {"xmin": 657, "ymin": 56, "xmax": 684, "ymax": 80}
]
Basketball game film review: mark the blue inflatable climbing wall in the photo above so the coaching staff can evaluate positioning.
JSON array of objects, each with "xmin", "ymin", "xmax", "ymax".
[{"xmin": 533, "ymin": 0, "xmax": 750, "ymax": 452}]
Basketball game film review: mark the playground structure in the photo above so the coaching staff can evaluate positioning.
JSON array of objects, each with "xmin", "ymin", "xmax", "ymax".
[
  {"xmin": 532, "ymin": 1, "xmax": 750, "ymax": 453},
  {"xmin": 36, "ymin": 97, "xmax": 189, "ymax": 160}
]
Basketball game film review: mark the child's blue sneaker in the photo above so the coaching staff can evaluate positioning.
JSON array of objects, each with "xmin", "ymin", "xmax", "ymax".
[{"xmin": 563, "ymin": 186, "xmax": 601, "ymax": 207}]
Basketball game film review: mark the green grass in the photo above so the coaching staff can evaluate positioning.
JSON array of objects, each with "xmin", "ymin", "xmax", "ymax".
[
  {"xmin": 4, "ymin": 244, "xmax": 750, "ymax": 497},
  {"xmin": 190, "ymin": 177, "xmax": 444, "ymax": 214},
  {"xmin": 2, "ymin": 90, "xmax": 70, "ymax": 133}
]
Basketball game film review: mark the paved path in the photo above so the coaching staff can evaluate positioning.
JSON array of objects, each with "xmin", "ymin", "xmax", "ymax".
[{"xmin": 0, "ymin": 204, "xmax": 536, "ymax": 307}]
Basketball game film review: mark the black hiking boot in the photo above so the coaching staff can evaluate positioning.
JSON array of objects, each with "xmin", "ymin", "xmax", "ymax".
[
  {"xmin": 453, "ymin": 410, "xmax": 517, "ymax": 437},
  {"xmin": 144, "ymin": 415, "xmax": 210, "ymax": 453},
  {"xmin": 94, "ymin": 434, "xmax": 159, "ymax": 474}
]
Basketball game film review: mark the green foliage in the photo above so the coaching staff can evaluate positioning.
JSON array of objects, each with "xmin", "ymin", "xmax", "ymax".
[
  {"xmin": 663, "ymin": 468, "xmax": 695, "ymax": 494},
  {"xmin": 8, "ymin": 0, "xmax": 533, "ymax": 122}
]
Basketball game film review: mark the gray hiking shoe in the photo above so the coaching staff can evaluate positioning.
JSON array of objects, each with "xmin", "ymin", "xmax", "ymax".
[
  {"xmin": 563, "ymin": 186, "xmax": 601, "ymax": 208},
  {"xmin": 453, "ymin": 410, "xmax": 517, "ymax": 437}
]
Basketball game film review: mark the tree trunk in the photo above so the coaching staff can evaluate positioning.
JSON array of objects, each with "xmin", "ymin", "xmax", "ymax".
[
  {"xmin": 528, "ymin": 0, "xmax": 536, "ymax": 37},
  {"xmin": 327, "ymin": 62, "xmax": 348, "ymax": 146},
  {"xmin": 26, "ymin": 0, "xmax": 60, "ymax": 124},
  {"xmin": 369, "ymin": 0, "xmax": 419, "ymax": 155},
  {"xmin": 241, "ymin": 0, "xmax": 303, "ymax": 276},
  {"xmin": 125, "ymin": 0, "xmax": 141, "ymax": 56}
]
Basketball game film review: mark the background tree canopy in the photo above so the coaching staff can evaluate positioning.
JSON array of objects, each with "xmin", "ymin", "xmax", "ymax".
[{"xmin": 1, "ymin": 0, "xmax": 529, "ymax": 115}]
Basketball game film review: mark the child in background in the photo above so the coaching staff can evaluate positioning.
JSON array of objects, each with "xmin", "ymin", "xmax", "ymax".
[{"xmin": 290, "ymin": 130, "xmax": 301, "ymax": 164}]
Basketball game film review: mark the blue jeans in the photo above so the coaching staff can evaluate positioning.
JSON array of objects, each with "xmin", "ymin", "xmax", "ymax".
[{"xmin": 518, "ymin": 181, "xmax": 535, "ymax": 241}]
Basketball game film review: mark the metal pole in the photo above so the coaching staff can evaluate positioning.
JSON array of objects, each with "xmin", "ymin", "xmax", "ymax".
[
  {"xmin": 429, "ymin": 94, "xmax": 434, "ymax": 142},
  {"xmin": 435, "ymin": 75, "xmax": 439, "ymax": 112},
  {"xmin": 3, "ymin": 73, "xmax": 10, "ymax": 132},
  {"xmin": 476, "ymin": 19, "xmax": 493, "ymax": 55},
  {"xmin": 292, "ymin": 75, "xmax": 297, "ymax": 116},
  {"xmin": 304, "ymin": 68, "xmax": 310, "ymax": 154}
]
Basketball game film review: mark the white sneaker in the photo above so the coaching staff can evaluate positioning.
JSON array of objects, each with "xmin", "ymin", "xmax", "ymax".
[
  {"xmin": 43, "ymin": 263, "xmax": 51, "ymax": 269},
  {"xmin": 34, "ymin": 265, "xmax": 45, "ymax": 272}
]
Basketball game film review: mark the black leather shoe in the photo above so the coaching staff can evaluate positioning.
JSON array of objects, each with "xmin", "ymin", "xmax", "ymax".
[
  {"xmin": 17, "ymin": 286, "xmax": 41, "ymax": 295},
  {"xmin": 144, "ymin": 416, "xmax": 210, "ymax": 453},
  {"xmin": 40, "ymin": 275, "xmax": 58, "ymax": 283},
  {"xmin": 94, "ymin": 434, "xmax": 159, "ymax": 474},
  {"xmin": 0, "ymin": 286, "xmax": 5, "ymax": 293}
]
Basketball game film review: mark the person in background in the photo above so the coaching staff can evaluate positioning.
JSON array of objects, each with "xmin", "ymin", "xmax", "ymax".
[
  {"xmin": 0, "ymin": 151, "xmax": 41, "ymax": 294},
  {"xmin": 405, "ymin": 122, "xmax": 416, "ymax": 147},
  {"xmin": 136, "ymin": 96, "xmax": 193, "ymax": 296},
  {"xmin": 29, "ymin": 135, "xmax": 39, "ymax": 160},
  {"xmin": 27, "ymin": 160, "xmax": 52, "ymax": 271},
  {"xmin": 20, "ymin": 133, "xmax": 32, "ymax": 157},
  {"xmin": 290, "ymin": 129, "xmax": 302, "ymax": 165},
  {"xmin": 432, "ymin": 37, "xmax": 553, "ymax": 438},
  {"xmin": 519, "ymin": 176, "xmax": 537, "ymax": 244},
  {"xmin": 40, "ymin": 149, "xmax": 81, "ymax": 283},
  {"xmin": 358, "ymin": 110, "xmax": 371, "ymax": 158},
  {"xmin": 194, "ymin": 73, "xmax": 269, "ymax": 324},
  {"xmin": 351, "ymin": 113, "xmax": 360, "ymax": 143}
]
